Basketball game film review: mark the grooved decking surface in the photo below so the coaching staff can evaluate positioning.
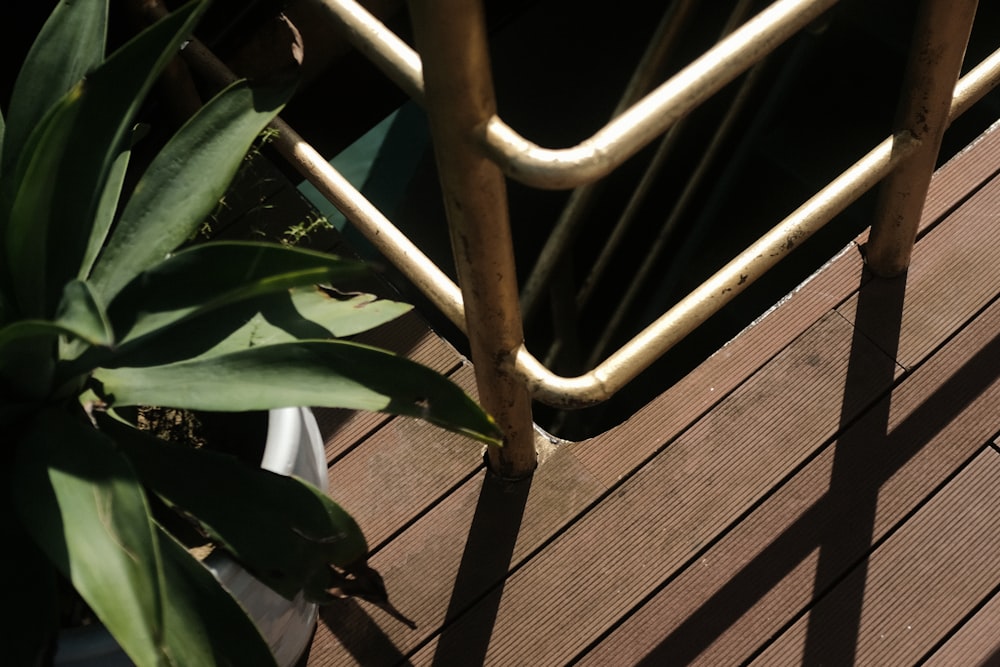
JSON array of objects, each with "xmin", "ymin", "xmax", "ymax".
[{"xmin": 302, "ymin": 120, "xmax": 1000, "ymax": 665}]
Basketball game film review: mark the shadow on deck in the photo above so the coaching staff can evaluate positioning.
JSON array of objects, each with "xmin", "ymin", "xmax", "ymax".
[{"xmin": 274, "ymin": 120, "xmax": 1000, "ymax": 665}]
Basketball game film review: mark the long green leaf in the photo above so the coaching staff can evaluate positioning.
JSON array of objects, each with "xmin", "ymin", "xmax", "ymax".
[
  {"xmin": 94, "ymin": 340, "xmax": 503, "ymax": 445},
  {"xmin": 196, "ymin": 287, "xmax": 412, "ymax": 353},
  {"xmin": 107, "ymin": 415, "xmax": 369, "ymax": 601},
  {"xmin": 104, "ymin": 286, "xmax": 411, "ymax": 369},
  {"xmin": 1, "ymin": 0, "xmax": 107, "ymax": 177},
  {"xmin": 44, "ymin": 0, "xmax": 207, "ymax": 313},
  {"xmin": 55, "ymin": 279, "xmax": 113, "ymax": 348},
  {"xmin": 3, "ymin": 85, "xmax": 84, "ymax": 317},
  {"xmin": 12, "ymin": 410, "xmax": 168, "ymax": 666},
  {"xmin": 155, "ymin": 525, "xmax": 279, "ymax": 666},
  {"xmin": 81, "ymin": 145, "xmax": 131, "ymax": 280},
  {"xmin": 107, "ymin": 242, "xmax": 372, "ymax": 345},
  {"xmin": 91, "ymin": 80, "xmax": 294, "ymax": 300},
  {"xmin": 0, "ymin": 282, "xmax": 110, "ymax": 386}
]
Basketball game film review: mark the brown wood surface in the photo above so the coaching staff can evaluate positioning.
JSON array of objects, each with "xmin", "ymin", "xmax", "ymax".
[
  {"xmin": 923, "ymin": 585, "xmax": 1000, "ymax": 666},
  {"xmin": 302, "ymin": 121, "xmax": 1000, "ymax": 665},
  {"xmin": 752, "ymin": 450, "xmax": 1000, "ymax": 666},
  {"xmin": 577, "ymin": 280, "xmax": 1000, "ymax": 666}
]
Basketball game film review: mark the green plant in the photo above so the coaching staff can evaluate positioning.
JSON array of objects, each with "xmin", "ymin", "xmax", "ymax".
[{"xmin": 0, "ymin": 1, "xmax": 501, "ymax": 664}]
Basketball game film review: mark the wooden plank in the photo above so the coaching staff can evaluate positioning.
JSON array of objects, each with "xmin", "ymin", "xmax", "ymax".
[
  {"xmin": 407, "ymin": 312, "xmax": 895, "ymax": 665},
  {"xmin": 572, "ymin": 244, "xmax": 864, "ymax": 487},
  {"xmin": 317, "ymin": 310, "xmax": 467, "ymax": 461},
  {"xmin": 753, "ymin": 449, "xmax": 1000, "ymax": 665},
  {"xmin": 576, "ymin": 293, "xmax": 1000, "ymax": 666},
  {"xmin": 920, "ymin": 118, "xmax": 1000, "ymax": 227},
  {"xmin": 305, "ymin": 69, "xmax": 1000, "ymax": 667},
  {"xmin": 325, "ymin": 364, "xmax": 487, "ymax": 549},
  {"xmin": 308, "ymin": 445, "xmax": 605, "ymax": 666},
  {"xmin": 923, "ymin": 585, "xmax": 1000, "ymax": 666},
  {"xmin": 840, "ymin": 172, "xmax": 1000, "ymax": 370}
]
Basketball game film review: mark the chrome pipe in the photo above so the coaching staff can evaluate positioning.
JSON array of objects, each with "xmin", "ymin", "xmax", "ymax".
[
  {"xmin": 171, "ymin": 0, "xmax": 1000, "ymax": 410},
  {"xmin": 319, "ymin": 0, "xmax": 839, "ymax": 189},
  {"xmin": 481, "ymin": 0, "xmax": 840, "ymax": 189},
  {"xmin": 311, "ymin": 0, "xmax": 424, "ymax": 103},
  {"xmin": 520, "ymin": 132, "xmax": 922, "ymax": 407},
  {"xmin": 587, "ymin": 59, "xmax": 770, "ymax": 368}
]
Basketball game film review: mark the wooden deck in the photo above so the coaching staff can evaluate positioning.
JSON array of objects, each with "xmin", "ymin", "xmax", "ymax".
[{"xmin": 275, "ymin": 119, "xmax": 1000, "ymax": 665}]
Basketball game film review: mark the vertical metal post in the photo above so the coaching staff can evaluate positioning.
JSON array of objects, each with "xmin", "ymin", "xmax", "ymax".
[
  {"xmin": 408, "ymin": 0, "xmax": 537, "ymax": 477},
  {"xmin": 865, "ymin": 0, "xmax": 979, "ymax": 277}
]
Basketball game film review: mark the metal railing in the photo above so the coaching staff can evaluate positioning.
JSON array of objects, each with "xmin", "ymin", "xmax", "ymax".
[{"xmin": 167, "ymin": 0, "xmax": 1000, "ymax": 477}]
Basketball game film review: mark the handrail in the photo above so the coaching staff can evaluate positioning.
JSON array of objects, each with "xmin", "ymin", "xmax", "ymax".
[
  {"xmin": 315, "ymin": 0, "xmax": 838, "ymax": 189},
  {"xmin": 173, "ymin": 0, "xmax": 1000, "ymax": 476},
  {"xmin": 278, "ymin": 43, "xmax": 1000, "ymax": 406}
]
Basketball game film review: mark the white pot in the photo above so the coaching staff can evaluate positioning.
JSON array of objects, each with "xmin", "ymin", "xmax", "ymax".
[{"xmin": 55, "ymin": 407, "xmax": 326, "ymax": 666}]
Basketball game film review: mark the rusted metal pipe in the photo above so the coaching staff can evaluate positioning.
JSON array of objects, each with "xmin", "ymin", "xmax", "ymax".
[
  {"xmin": 865, "ymin": 0, "xmax": 979, "ymax": 276},
  {"xmin": 162, "ymin": 0, "xmax": 1000, "ymax": 411},
  {"xmin": 407, "ymin": 0, "xmax": 537, "ymax": 477}
]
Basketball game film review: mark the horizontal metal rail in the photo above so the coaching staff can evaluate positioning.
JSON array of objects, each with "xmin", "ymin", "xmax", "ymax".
[
  {"xmin": 140, "ymin": 0, "xmax": 1000, "ymax": 477},
  {"xmin": 176, "ymin": 1, "xmax": 1000, "ymax": 410},
  {"xmin": 316, "ymin": 0, "xmax": 839, "ymax": 189},
  {"xmin": 275, "ymin": 47, "xmax": 997, "ymax": 408}
]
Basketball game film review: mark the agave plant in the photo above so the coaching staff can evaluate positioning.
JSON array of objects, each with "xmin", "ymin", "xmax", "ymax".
[{"xmin": 0, "ymin": 1, "xmax": 500, "ymax": 664}]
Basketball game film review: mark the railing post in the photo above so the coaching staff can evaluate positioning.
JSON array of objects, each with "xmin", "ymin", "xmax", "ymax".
[
  {"xmin": 407, "ymin": 0, "xmax": 537, "ymax": 477},
  {"xmin": 865, "ymin": 0, "xmax": 979, "ymax": 277}
]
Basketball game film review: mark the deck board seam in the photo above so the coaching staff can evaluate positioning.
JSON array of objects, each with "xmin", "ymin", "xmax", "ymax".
[
  {"xmin": 566, "ymin": 289, "xmax": 861, "ymax": 487},
  {"xmin": 564, "ymin": 317, "xmax": 908, "ymax": 665},
  {"xmin": 324, "ymin": 358, "xmax": 470, "ymax": 469},
  {"xmin": 919, "ymin": 581, "xmax": 1000, "ymax": 664},
  {"xmin": 745, "ymin": 438, "xmax": 997, "ymax": 664},
  {"xmin": 913, "ymin": 161, "xmax": 1000, "ymax": 242},
  {"xmin": 368, "ymin": 461, "xmax": 488, "ymax": 557}
]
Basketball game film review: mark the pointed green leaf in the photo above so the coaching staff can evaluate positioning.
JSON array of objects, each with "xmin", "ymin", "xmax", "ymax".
[
  {"xmin": 81, "ymin": 145, "xmax": 131, "ymax": 279},
  {"xmin": 284, "ymin": 286, "xmax": 413, "ymax": 337},
  {"xmin": 1, "ymin": 0, "xmax": 107, "ymax": 177},
  {"xmin": 12, "ymin": 410, "xmax": 168, "ymax": 667},
  {"xmin": 105, "ymin": 284, "xmax": 412, "ymax": 369},
  {"xmin": 0, "ymin": 320, "xmax": 90, "ymax": 354},
  {"xmin": 0, "ymin": 281, "xmax": 110, "ymax": 375},
  {"xmin": 106, "ymin": 415, "xmax": 368, "ymax": 601},
  {"xmin": 44, "ymin": 0, "xmax": 207, "ymax": 312},
  {"xmin": 94, "ymin": 340, "xmax": 502, "ymax": 445},
  {"xmin": 91, "ymin": 80, "xmax": 293, "ymax": 300},
  {"xmin": 3, "ymin": 85, "xmax": 84, "ymax": 317},
  {"xmin": 155, "ymin": 525, "xmax": 279, "ymax": 666},
  {"xmin": 107, "ymin": 242, "xmax": 371, "ymax": 344},
  {"xmin": 95, "ymin": 340, "xmax": 503, "ymax": 445},
  {"xmin": 194, "ymin": 287, "xmax": 412, "ymax": 355},
  {"xmin": 55, "ymin": 279, "xmax": 113, "ymax": 348}
]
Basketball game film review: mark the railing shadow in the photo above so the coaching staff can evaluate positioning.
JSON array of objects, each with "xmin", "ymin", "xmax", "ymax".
[
  {"xmin": 315, "ymin": 598, "xmax": 414, "ymax": 666},
  {"xmin": 800, "ymin": 269, "xmax": 906, "ymax": 665},
  {"xmin": 636, "ymin": 267, "xmax": 1000, "ymax": 664},
  {"xmin": 309, "ymin": 463, "xmax": 530, "ymax": 666},
  {"xmin": 431, "ymin": 470, "xmax": 532, "ymax": 667}
]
